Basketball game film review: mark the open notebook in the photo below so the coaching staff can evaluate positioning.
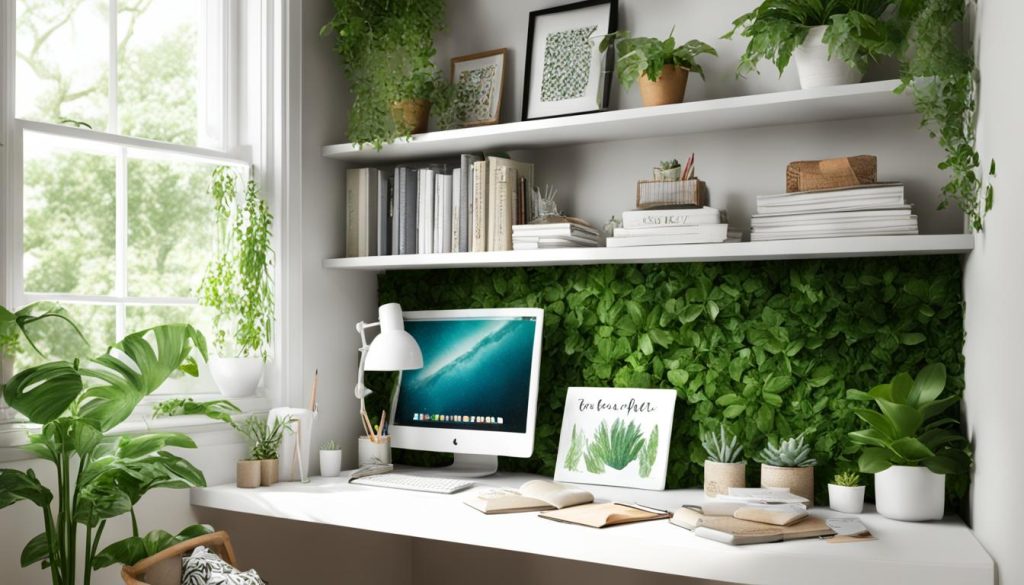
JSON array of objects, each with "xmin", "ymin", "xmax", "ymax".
[
  {"xmin": 464, "ymin": 480, "xmax": 594, "ymax": 514},
  {"xmin": 539, "ymin": 502, "xmax": 671, "ymax": 528}
]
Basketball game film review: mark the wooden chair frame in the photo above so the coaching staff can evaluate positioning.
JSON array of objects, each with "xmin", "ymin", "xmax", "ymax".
[{"xmin": 121, "ymin": 531, "xmax": 237, "ymax": 585}]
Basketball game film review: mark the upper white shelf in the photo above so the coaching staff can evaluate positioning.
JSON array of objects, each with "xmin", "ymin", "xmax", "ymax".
[
  {"xmin": 322, "ymin": 234, "xmax": 974, "ymax": 272},
  {"xmin": 322, "ymin": 80, "xmax": 913, "ymax": 163}
]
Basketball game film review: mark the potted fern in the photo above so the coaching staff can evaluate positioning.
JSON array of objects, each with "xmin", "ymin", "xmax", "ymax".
[
  {"xmin": 198, "ymin": 167, "xmax": 274, "ymax": 398},
  {"xmin": 847, "ymin": 364, "xmax": 970, "ymax": 521},
  {"xmin": 599, "ymin": 29, "xmax": 717, "ymax": 106},
  {"xmin": 757, "ymin": 434, "xmax": 817, "ymax": 504},
  {"xmin": 701, "ymin": 426, "xmax": 746, "ymax": 497},
  {"xmin": 828, "ymin": 471, "xmax": 865, "ymax": 514}
]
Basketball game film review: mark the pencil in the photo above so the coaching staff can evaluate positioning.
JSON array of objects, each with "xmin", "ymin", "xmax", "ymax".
[
  {"xmin": 377, "ymin": 409, "xmax": 386, "ymax": 441},
  {"xmin": 308, "ymin": 369, "xmax": 319, "ymax": 412}
]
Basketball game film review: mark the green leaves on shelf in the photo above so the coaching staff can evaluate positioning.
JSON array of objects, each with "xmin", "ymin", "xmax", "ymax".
[{"xmin": 369, "ymin": 256, "xmax": 966, "ymax": 504}]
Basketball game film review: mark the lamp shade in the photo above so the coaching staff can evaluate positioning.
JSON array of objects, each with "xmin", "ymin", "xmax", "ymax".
[{"xmin": 365, "ymin": 303, "xmax": 423, "ymax": 371}]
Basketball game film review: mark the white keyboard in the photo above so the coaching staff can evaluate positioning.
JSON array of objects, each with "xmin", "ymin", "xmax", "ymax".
[{"xmin": 349, "ymin": 473, "xmax": 474, "ymax": 494}]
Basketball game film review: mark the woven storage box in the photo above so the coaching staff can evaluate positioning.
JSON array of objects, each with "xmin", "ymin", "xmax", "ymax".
[
  {"xmin": 786, "ymin": 155, "xmax": 876, "ymax": 193},
  {"xmin": 636, "ymin": 179, "xmax": 706, "ymax": 209}
]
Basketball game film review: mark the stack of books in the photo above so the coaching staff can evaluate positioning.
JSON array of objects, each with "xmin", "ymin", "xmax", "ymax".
[
  {"xmin": 512, "ymin": 222, "xmax": 602, "ymax": 250},
  {"xmin": 750, "ymin": 183, "xmax": 918, "ymax": 241},
  {"xmin": 605, "ymin": 207, "xmax": 732, "ymax": 248}
]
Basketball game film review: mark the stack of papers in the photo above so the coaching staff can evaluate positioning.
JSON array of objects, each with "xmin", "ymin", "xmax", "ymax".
[
  {"xmin": 751, "ymin": 183, "xmax": 918, "ymax": 241},
  {"xmin": 512, "ymin": 223, "xmax": 602, "ymax": 250},
  {"xmin": 606, "ymin": 207, "xmax": 731, "ymax": 247}
]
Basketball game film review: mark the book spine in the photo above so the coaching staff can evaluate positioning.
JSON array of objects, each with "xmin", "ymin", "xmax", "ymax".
[
  {"xmin": 392, "ymin": 168, "xmax": 402, "ymax": 255},
  {"xmin": 345, "ymin": 168, "xmax": 360, "ymax": 257},
  {"xmin": 471, "ymin": 160, "xmax": 487, "ymax": 252},
  {"xmin": 621, "ymin": 209, "xmax": 720, "ymax": 229},
  {"xmin": 434, "ymin": 174, "xmax": 444, "ymax": 253},
  {"xmin": 491, "ymin": 166, "xmax": 516, "ymax": 252},
  {"xmin": 364, "ymin": 170, "xmax": 377, "ymax": 257},
  {"xmin": 404, "ymin": 169, "xmax": 418, "ymax": 254},
  {"xmin": 451, "ymin": 170, "xmax": 461, "ymax": 253}
]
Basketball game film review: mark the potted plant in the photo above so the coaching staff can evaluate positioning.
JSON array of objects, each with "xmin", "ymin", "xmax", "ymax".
[
  {"xmin": 757, "ymin": 434, "xmax": 817, "ymax": 504},
  {"xmin": 233, "ymin": 415, "xmax": 291, "ymax": 488},
  {"xmin": 599, "ymin": 29, "xmax": 717, "ymax": 107},
  {"xmin": 701, "ymin": 426, "xmax": 746, "ymax": 497},
  {"xmin": 654, "ymin": 159, "xmax": 682, "ymax": 181},
  {"xmin": 321, "ymin": 0, "xmax": 445, "ymax": 149},
  {"xmin": 828, "ymin": 470, "xmax": 866, "ymax": 514},
  {"xmin": 847, "ymin": 363, "xmax": 970, "ymax": 521},
  {"xmin": 198, "ymin": 166, "xmax": 274, "ymax": 398},
  {"xmin": 320, "ymin": 439, "xmax": 343, "ymax": 478},
  {"xmin": 725, "ymin": 1, "xmax": 897, "ymax": 88}
]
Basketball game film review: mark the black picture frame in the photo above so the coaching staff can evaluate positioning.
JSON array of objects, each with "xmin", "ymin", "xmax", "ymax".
[{"xmin": 521, "ymin": 0, "xmax": 618, "ymax": 122}]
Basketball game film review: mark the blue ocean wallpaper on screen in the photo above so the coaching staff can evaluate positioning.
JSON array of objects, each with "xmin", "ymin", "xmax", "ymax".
[{"xmin": 394, "ymin": 317, "xmax": 538, "ymax": 433}]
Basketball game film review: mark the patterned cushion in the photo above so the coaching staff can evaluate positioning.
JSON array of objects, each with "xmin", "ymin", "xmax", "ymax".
[{"xmin": 181, "ymin": 546, "xmax": 265, "ymax": 585}]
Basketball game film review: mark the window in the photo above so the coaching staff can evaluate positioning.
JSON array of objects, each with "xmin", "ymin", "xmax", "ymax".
[{"xmin": 4, "ymin": 0, "xmax": 261, "ymax": 417}]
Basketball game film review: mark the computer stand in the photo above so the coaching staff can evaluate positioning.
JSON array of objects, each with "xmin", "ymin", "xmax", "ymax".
[{"xmin": 441, "ymin": 453, "xmax": 499, "ymax": 478}]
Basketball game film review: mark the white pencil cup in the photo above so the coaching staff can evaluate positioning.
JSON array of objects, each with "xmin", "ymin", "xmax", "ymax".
[{"xmin": 358, "ymin": 436, "xmax": 391, "ymax": 466}]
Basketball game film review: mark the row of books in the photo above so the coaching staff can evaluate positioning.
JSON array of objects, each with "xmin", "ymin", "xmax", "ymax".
[
  {"xmin": 750, "ymin": 183, "xmax": 918, "ymax": 241},
  {"xmin": 605, "ymin": 207, "xmax": 735, "ymax": 247},
  {"xmin": 345, "ymin": 154, "xmax": 535, "ymax": 257}
]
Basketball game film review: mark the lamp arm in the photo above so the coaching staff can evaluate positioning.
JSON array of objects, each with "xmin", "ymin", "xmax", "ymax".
[{"xmin": 354, "ymin": 321, "xmax": 378, "ymax": 414}]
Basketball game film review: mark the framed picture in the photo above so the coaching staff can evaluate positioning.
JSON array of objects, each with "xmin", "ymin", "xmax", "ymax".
[
  {"xmin": 522, "ymin": 0, "xmax": 617, "ymax": 121},
  {"xmin": 554, "ymin": 387, "xmax": 676, "ymax": 490},
  {"xmin": 451, "ymin": 48, "xmax": 507, "ymax": 126}
]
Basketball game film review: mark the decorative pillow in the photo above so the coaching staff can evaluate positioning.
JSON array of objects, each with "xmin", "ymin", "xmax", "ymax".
[{"xmin": 181, "ymin": 546, "xmax": 265, "ymax": 585}]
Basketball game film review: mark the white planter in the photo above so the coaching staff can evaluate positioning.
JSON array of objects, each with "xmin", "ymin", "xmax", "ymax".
[
  {"xmin": 793, "ymin": 25, "xmax": 864, "ymax": 89},
  {"xmin": 320, "ymin": 450, "xmax": 343, "ymax": 478},
  {"xmin": 874, "ymin": 465, "xmax": 945, "ymax": 521},
  {"xmin": 209, "ymin": 356, "xmax": 263, "ymax": 398},
  {"xmin": 828, "ymin": 484, "xmax": 866, "ymax": 514}
]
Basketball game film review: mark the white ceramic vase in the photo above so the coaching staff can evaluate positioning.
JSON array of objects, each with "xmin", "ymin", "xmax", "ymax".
[
  {"xmin": 874, "ymin": 465, "xmax": 945, "ymax": 521},
  {"xmin": 320, "ymin": 450, "xmax": 343, "ymax": 478},
  {"xmin": 827, "ymin": 484, "xmax": 866, "ymax": 514},
  {"xmin": 793, "ymin": 25, "xmax": 864, "ymax": 89},
  {"xmin": 209, "ymin": 356, "xmax": 263, "ymax": 398}
]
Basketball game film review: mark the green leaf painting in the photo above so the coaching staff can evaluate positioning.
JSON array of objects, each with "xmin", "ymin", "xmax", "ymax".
[
  {"xmin": 564, "ymin": 425, "xmax": 586, "ymax": 472},
  {"xmin": 586, "ymin": 419, "xmax": 645, "ymax": 471},
  {"xmin": 639, "ymin": 425, "xmax": 659, "ymax": 479},
  {"xmin": 370, "ymin": 257, "xmax": 966, "ymax": 504}
]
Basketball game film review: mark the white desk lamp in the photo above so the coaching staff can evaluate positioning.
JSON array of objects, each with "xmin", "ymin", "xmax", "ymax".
[{"xmin": 354, "ymin": 303, "xmax": 423, "ymax": 416}]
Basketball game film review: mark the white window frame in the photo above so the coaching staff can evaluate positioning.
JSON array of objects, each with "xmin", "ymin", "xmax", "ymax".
[{"xmin": 1, "ymin": 0, "xmax": 284, "ymax": 436}]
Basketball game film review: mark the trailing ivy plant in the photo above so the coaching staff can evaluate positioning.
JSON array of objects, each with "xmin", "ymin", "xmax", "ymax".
[
  {"xmin": 320, "ymin": 0, "xmax": 446, "ymax": 149},
  {"xmin": 197, "ymin": 167, "xmax": 274, "ymax": 360}
]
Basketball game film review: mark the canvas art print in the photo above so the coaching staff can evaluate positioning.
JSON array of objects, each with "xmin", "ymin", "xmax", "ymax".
[
  {"xmin": 554, "ymin": 386, "xmax": 676, "ymax": 490},
  {"xmin": 451, "ymin": 49, "xmax": 507, "ymax": 126},
  {"xmin": 522, "ymin": 0, "xmax": 617, "ymax": 120}
]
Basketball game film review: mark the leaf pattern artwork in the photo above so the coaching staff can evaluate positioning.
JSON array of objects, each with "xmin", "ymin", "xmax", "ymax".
[
  {"xmin": 564, "ymin": 424, "xmax": 586, "ymax": 471},
  {"xmin": 586, "ymin": 419, "xmax": 645, "ymax": 471},
  {"xmin": 540, "ymin": 26, "xmax": 598, "ymax": 102},
  {"xmin": 639, "ymin": 425, "xmax": 659, "ymax": 478},
  {"xmin": 182, "ymin": 546, "xmax": 266, "ymax": 585},
  {"xmin": 457, "ymin": 64, "xmax": 498, "ymax": 122}
]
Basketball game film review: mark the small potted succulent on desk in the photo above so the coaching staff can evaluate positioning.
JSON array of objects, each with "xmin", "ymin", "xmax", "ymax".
[
  {"xmin": 234, "ymin": 415, "xmax": 291, "ymax": 488},
  {"xmin": 828, "ymin": 470, "xmax": 866, "ymax": 514},
  {"xmin": 320, "ymin": 439, "xmax": 344, "ymax": 478},
  {"xmin": 655, "ymin": 159, "xmax": 682, "ymax": 181},
  {"xmin": 757, "ymin": 434, "xmax": 817, "ymax": 504},
  {"xmin": 701, "ymin": 426, "xmax": 746, "ymax": 497},
  {"xmin": 598, "ymin": 28, "xmax": 717, "ymax": 107}
]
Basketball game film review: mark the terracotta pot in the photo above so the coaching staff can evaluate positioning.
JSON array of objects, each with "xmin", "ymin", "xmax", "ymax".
[
  {"xmin": 703, "ymin": 460, "xmax": 746, "ymax": 497},
  {"xmin": 391, "ymin": 99, "xmax": 431, "ymax": 134},
  {"xmin": 638, "ymin": 65, "xmax": 690, "ymax": 107},
  {"xmin": 260, "ymin": 459, "xmax": 279, "ymax": 486},
  {"xmin": 761, "ymin": 464, "xmax": 815, "ymax": 505},
  {"xmin": 236, "ymin": 460, "xmax": 261, "ymax": 489}
]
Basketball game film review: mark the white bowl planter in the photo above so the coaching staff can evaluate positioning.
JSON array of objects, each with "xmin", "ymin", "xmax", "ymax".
[
  {"xmin": 209, "ymin": 356, "xmax": 264, "ymax": 398},
  {"xmin": 875, "ymin": 465, "xmax": 945, "ymax": 521},
  {"xmin": 827, "ymin": 484, "xmax": 866, "ymax": 514},
  {"xmin": 793, "ymin": 25, "xmax": 864, "ymax": 89}
]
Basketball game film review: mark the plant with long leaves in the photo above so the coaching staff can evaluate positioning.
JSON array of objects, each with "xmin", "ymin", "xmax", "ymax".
[
  {"xmin": 563, "ymin": 424, "xmax": 586, "ymax": 472},
  {"xmin": 599, "ymin": 29, "xmax": 718, "ymax": 89},
  {"xmin": 234, "ymin": 415, "xmax": 291, "ymax": 461},
  {"xmin": 0, "ymin": 306, "xmax": 213, "ymax": 585},
  {"xmin": 847, "ymin": 363, "xmax": 971, "ymax": 475},
  {"xmin": 586, "ymin": 419, "xmax": 646, "ymax": 471},
  {"xmin": 702, "ymin": 426, "xmax": 745, "ymax": 463}
]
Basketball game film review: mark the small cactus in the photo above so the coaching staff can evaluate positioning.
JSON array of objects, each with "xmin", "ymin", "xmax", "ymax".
[
  {"xmin": 832, "ymin": 470, "xmax": 861, "ymax": 487},
  {"xmin": 758, "ymin": 434, "xmax": 816, "ymax": 468},
  {"xmin": 659, "ymin": 158, "xmax": 680, "ymax": 170},
  {"xmin": 702, "ymin": 426, "xmax": 744, "ymax": 463}
]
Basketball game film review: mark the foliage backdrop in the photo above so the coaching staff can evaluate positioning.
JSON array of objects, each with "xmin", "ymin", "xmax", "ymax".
[{"xmin": 367, "ymin": 257, "xmax": 966, "ymax": 504}]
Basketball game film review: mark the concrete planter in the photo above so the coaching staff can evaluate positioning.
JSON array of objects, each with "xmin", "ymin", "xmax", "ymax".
[{"xmin": 703, "ymin": 460, "xmax": 746, "ymax": 497}]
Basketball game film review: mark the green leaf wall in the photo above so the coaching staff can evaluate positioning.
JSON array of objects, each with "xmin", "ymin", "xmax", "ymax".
[{"xmin": 368, "ymin": 256, "xmax": 966, "ymax": 503}]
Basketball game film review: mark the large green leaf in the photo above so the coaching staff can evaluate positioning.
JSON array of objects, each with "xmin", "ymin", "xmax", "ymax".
[
  {"xmin": 852, "ymin": 407, "xmax": 896, "ymax": 439},
  {"xmin": 74, "ymin": 480, "xmax": 133, "ymax": 526},
  {"xmin": 889, "ymin": 372, "xmax": 914, "ymax": 404},
  {"xmin": 907, "ymin": 363, "xmax": 947, "ymax": 407},
  {"xmin": 876, "ymin": 398, "xmax": 923, "ymax": 438},
  {"xmin": 888, "ymin": 437, "xmax": 934, "ymax": 462},
  {"xmin": 0, "ymin": 468, "xmax": 53, "ymax": 509},
  {"xmin": 847, "ymin": 428, "xmax": 888, "ymax": 448},
  {"xmin": 93, "ymin": 524, "xmax": 213, "ymax": 570},
  {"xmin": 20, "ymin": 532, "xmax": 50, "ymax": 568},
  {"xmin": 857, "ymin": 447, "xmax": 893, "ymax": 474},
  {"xmin": 0, "ymin": 301, "xmax": 86, "ymax": 357},
  {"xmin": 2, "ymin": 361, "xmax": 83, "ymax": 424},
  {"xmin": 116, "ymin": 433, "xmax": 196, "ymax": 460}
]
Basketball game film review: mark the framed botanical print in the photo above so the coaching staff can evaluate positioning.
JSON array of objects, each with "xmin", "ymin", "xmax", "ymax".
[
  {"xmin": 522, "ymin": 0, "xmax": 618, "ymax": 121},
  {"xmin": 451, "ymin": 49, "xmax": 507, "ymax": 126}
]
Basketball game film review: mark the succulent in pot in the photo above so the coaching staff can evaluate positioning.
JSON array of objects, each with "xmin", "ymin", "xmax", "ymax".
[
  {"xmin": 701, "ymin": 426, "xmax": 747, "ymax": 497},
  {"xmin": 828, "ymin": 470, "xmax": 865, "ymax": 514},
  {"xmin": 234, "ymin": 415, "xmax": 292, "ymax": 488},
  {"xmin": 757, "ymin": 434, "xmax": 817, "ymax": 504}
]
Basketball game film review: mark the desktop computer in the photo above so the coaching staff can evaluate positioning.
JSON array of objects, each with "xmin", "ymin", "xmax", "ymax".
[{"xmin": 387, "ymin": 307, "xmax": 544, "ymax": 477}]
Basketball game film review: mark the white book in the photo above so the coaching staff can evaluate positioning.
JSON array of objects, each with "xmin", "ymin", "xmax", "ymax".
[
  {"xmin": 513, "ymin": 223, "xmax": 601, "ymax": 238},
  {"xmin": 440, "ymin": 173, "xmax": 453, "ymax": 254},
  {"xmin": 758, "ymin": 184, "xmax": 905, "ymax": 214},
  {"xmin": 512, "ymin": 234, "xmax": 600, "ymax": 247},
  {"xmin": 459, "ymin": 154, "xmax": 480, "ymax": 252},
  {"xmin": 614, "ymin": 225, "xmax": 707, "ymax": 237},
  {"xmin": 434, "ymin": 174, "xmax": 443, "ymax": 253},
  {"xmin": 418, "ymin": 169, "xmax": 435, "ymax": 254},
  {"xmin": 464, "ymin": 480, "xmax": 593, "ymax": 514},
  {"xmin": 621, "ymin": 207, "xmax": 721, "ymax": 229},
  {"xmin": 750, "ymin": 227, "xmax": 918, "ymax": 241},
  {"xmin": 364, "ymin": 169, "xmax": 378, "ymax": 257},
  {"xmin": 345, "ymin": 168, "xmax": 363, "ymax": 258},
  {"xmin": 753, "ymin": 218, "xmax": 918, "ymax": 233},
  {"xmin": 605, "ymin": 224, "xmax": 729, "ymax": 247},
  {"xmin": 752, "ymin": 207, "xmax": 913, "ymax": 226},
  {"xmin": 452, "ymin": 169, "xmax": 462, "ymax": 253},
  {"xmin": 471, "ymin": 160, "xmax": 488, "ymax": 252}
]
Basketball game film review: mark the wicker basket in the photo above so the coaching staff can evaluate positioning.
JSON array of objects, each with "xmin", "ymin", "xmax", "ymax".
[
  {"xmin": 786, "ymin": 155, "xmax": 876, "ymax": 193},
  {"xmin": 636, "ymin": 178, "xmax": 706, "ymax": 209}
]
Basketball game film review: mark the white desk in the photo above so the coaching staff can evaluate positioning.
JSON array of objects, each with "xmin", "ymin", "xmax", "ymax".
[{"xmin": 191, "ymin": 470, "xmax": 994, "ymax": 585}]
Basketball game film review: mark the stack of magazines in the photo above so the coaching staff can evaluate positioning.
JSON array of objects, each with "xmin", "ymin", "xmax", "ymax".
[
  {"xmin": 605, "ymin": 207, "xmax": 736, "ymax": 248},
  {"xmin": 512, "ymin": 222, "xmax": 602, "ymax": 250},
  {"xmin": 751, "ymin": 183, "xmax": 918, "ymax": 241}
]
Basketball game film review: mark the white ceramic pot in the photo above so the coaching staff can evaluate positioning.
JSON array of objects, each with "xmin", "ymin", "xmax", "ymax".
[
  {"xmin": 209, "ymin": 356, "xmax": 263, "ymax": 398},
  {"xmin": 792, "ymin": 25, "xmax": 864, "ymax": 89},
  {"xmin": 828, "ymin": 484, "xmax": 866, "ymax": 514},
  {"xmin": 320, "ymin": 450, "xmax": 343, "ymax": 478},
  {"xmin": 874, "ymin": 465, "xmax": 945, "ymax": 521}
]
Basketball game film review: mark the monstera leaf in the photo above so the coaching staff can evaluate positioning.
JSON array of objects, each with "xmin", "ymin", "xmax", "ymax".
[
  {"xmin": 2, "ymin": 361, "xmax": 84, "ymax": 424},
  {"xmin": 0, "ymin": 301, "xmax": 86, "ymax": 357},
  {"xmin": 93, "ymin": 524, "xmax": 213, "ymax": 570}
]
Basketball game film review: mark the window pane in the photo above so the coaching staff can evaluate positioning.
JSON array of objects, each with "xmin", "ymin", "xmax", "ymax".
[
  {"xmin": 23, "ymin": 133, "xmax": 116, "ymax": 295},
  {"xmin": 16, "ymin": 0, "xmax": 110, "ymax": 130},
  {"xmin": 13, "ymin": 303, "xmax": 115, "ymax": 370},
  {"xmin": 126, "ymin": 156, "xmax": 221, "ymax": 298},
  {"xmin": 118, "ymin": 0, "xmax": 216, "ymax": 146}
]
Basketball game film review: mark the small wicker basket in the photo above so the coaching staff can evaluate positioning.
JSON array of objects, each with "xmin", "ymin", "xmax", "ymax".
[{"xmin": 636, "ymin": 178, "xmax": 706, "ymax": 209}]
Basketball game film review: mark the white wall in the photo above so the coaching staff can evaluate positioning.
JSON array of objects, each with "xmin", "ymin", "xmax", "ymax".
[{"xmin": 963, "ymin": 0, "xmax": 1024, "ymax": 583}]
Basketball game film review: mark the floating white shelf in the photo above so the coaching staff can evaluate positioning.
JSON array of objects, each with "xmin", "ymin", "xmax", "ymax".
[
  {"xmin": 322, "ymin": 234, "xmax": 974, "ymax": 272},
  {"xmin": 322, "ymin": 80, "xmax": 913, "ymax": 163}
]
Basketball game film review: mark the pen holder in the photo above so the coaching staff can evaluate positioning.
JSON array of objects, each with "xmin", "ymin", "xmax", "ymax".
[{"xmin": 358, "ymin": 436, "xmax": 391, "ymax": 466}]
